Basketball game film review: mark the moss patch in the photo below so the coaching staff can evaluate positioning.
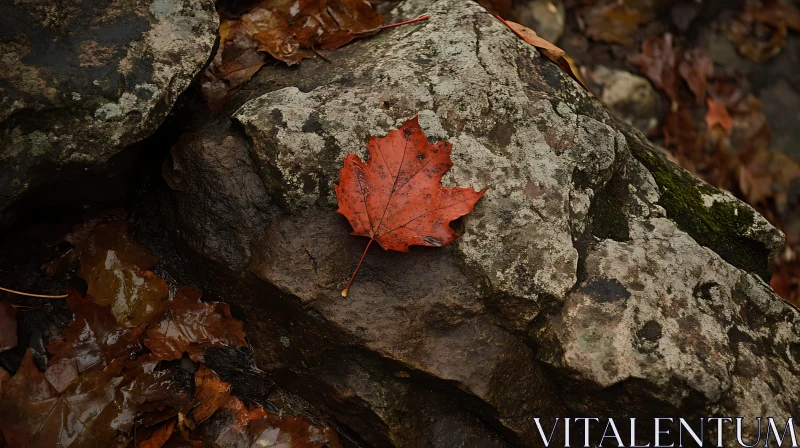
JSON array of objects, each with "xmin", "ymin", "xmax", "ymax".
[{"xmin": 634, "ymin": 147, "xmax": 771, "ymax": 281}]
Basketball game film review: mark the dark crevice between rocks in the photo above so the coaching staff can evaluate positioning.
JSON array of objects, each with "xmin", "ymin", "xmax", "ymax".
[
  {"xmin": 132, "ymin": 197, "xmax": 376, "ymax": 446},
  {"xmin": 0, "ymin": 88, "xmax": 198, "ymax": 374},
  {"xmin": 626, "ymin": 132, "xmax": 773, "ymax": 281}
]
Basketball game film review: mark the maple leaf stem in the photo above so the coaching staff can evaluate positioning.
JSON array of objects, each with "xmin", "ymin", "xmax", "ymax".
[
  {"xmin": 0, "ymin": 285, "xmax": 68, "ymax": 299},
  {"xmin": 342, "ymin": 239, "xmax": 374, "ymax": 297},
  {"xmin": 380, "ymin": 15, "xmax": 429, "ymax": 30}
]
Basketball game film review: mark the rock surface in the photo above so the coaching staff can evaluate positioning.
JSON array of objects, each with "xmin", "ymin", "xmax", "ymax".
[
  {"xmin": 161, "ymin": 0, "xmax": 800, "ymax": 446},
  {"xmin": 0, "ymin": 0, "xmax": 218, "ymax": 224}
]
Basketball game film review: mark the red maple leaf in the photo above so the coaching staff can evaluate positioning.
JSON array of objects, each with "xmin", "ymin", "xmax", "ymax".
[{"xmin": 335, "ymin": 116, "xmax": 485, "ymax": 296}]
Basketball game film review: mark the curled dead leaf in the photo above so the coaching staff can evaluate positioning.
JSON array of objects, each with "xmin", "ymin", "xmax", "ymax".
[{"xmin": 496, "ymin": 15, "xmax": 593, "ymax": 94}]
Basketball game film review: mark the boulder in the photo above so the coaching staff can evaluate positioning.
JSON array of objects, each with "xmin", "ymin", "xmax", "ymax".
[
  {"xmin": 592, "ymin": 66, "xmax": 663, "ymax": 135},
  {"xmin": 161, "ymin": 0, "xmax": 800, "ymax": 446},
  {"xmin": 0, "ymin": 0, "xmax": 218, "ymax": 224}
]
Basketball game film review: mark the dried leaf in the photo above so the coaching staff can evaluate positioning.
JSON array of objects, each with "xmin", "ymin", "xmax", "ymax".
[
  {"xmin": 131, "ymin": 366, "xmax": 191, "ymax": 430},
  {"xmin": 630, "ymin": 34, "xmax": 682, "ymax": 104},
  {"xmin": 746, "ymin": 0, "xmax": 800, "ymax": 30},
  {"xmin": 705, "ymin": 98, "xmax": 733, "ymax": 133},
  {"xmin": 201, "ymin": 0, "xmax": 383, "ymax": 111},
  {"xmin": 502, "ymin": 19, "xmax": 565, "ymax": 61},
  {"xmin": 335, "ymin": 116, "xmax": 485, "ymax": 295},
  {"xmin": 189, "ymin": 365, "xmax": 231, "ymax": 426},
  {"xmin": 0, "ymin": 301, "xmax": 17, "ymax": 352},
  {"xmin": 144, "ymin": 287, "xmax": 247, "ymax": 362},
  {"xmin": 708, "ymin": 79, "xmax": 746, "ymax": 108},
  {"xmin": 679, "ymin": 49, "xmax": 713, "ymax": 104},
  {"xmin": 253, "ymin": 0, "xmax": 383, "ymax": 65},
  {"xmin": 496, "ymin": 15, "xmax": 593, "ymax": 94},
  {"xmin": 726, "ymin": 0, "xmax": 799, "ymax": 62}
]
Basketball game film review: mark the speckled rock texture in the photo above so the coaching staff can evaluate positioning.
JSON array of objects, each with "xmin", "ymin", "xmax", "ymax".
[
  {"xmin": 160, "ymin": 0, "xmax": 800, "ymax": 446},
  {"xmin": 0, "ymin": 0, "xmax": 218, "ymax": 224}
]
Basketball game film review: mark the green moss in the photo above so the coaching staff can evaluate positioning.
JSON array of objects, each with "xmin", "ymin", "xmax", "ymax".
[{"xmin": 634, "ymin": 148, "xmax": 771, "ymax": 281}]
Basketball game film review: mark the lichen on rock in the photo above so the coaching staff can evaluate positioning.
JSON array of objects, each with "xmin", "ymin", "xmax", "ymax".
[{"xmin": 0, "ymin": 0, "xmax": 218, "ymax": 224}]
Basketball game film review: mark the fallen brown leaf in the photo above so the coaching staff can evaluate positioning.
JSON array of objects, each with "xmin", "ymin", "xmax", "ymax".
[
  {"xmin": 144, "ymin": 286, "xmax": 247, "ymax": 362},
  {"xmin": 705, "ymin": 98, "xmax": 733, "ymax": 133},
  {"xmin": 75, "ymin": 222, "xmax": 168, "ymax": 327},
  {"xmin": 138, "ymin": 419, "xmax": 177, "ymax": 448},
  {"xmin": 496, "ymin": 15, "xmax": 593, "ymax": 94},
  {"xmin": 502, "ymin": 18, "xmax": 565, "ymax": 61},
  {"xmin": 189, "ymin": 365, "xmax": 232, "ymax": 426},
  {"xmin": 679, "ymin": 49, "xmax": 714, "ymax": 104},
  {"xmin": 630, "ymin": 34, "xmax": 682, "ymax": 105}
]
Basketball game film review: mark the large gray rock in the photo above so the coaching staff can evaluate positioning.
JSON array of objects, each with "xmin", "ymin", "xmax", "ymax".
[
  {"xmin": 0, "ymin": 0, "xmax": 218, "ymax": 224},
  {"xmin": 160, "ymin": 0, "xmax": 800, "ymax": 446}
]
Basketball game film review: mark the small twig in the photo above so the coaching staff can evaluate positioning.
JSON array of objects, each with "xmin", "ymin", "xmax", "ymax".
[
  {"xmin": 11, "ymin": 304, "xmax": 41, "ymax": 311},
  {"xmin": 381, "ymin": 15, "xmax": 429, "ymax": 30},
  {"xmin": 0, "ymin": 286, "xmax": 68, "ymax": 299},
  {"xmin": 311, "ymin": 46, "xmax": 332, "ymax": 63}
]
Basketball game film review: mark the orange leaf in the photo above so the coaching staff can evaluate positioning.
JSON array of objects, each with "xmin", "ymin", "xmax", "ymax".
[
  {"xmin": 495, "ymin": 15, "xmax": 593, "ymax": 94},
  {"xmin": 190, "ymin": 365, "xmax": 232, "ymax": 425},
  {"xmin": 334, "ymin": 116, "xmax": 486, "ymax": 295},
  {"xmin": 496, "ymin": 16, "xmax": 564, "ymax": 61},
  {"xmin": 137, "ymin": 419, "xmax": 176, "ymax": 448},
  {"xmin": 705, "ymin": 98, "xmax": 733, "ymax": 133},
  {"xmin": 144, "ymin": 286, "xmax": 247, "ymax": 362},
  {"xmin": 208, "ymin": 396, "xmax": 341, "ymax": 448}
]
